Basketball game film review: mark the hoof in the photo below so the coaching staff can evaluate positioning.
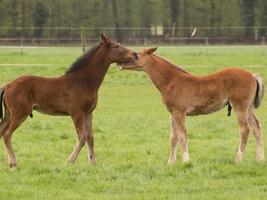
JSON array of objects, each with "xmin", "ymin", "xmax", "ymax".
[
  {"xmin": 182, "ymin": 153, "xmax": 190, "ymax": 163},
  {"xmin": 10, "ymin": 164, "xmax": 17, "ymax": 171},
  {"xmin": 90, "ymin": 160, "xmax": 96, "ymax": 165},
  {"xmin": 182, "ymin": 159, "xmax": 190, "ymax": 163},
  {"xmin": 89, "ymin": 158, "xmax": 96, "ymax": 165},
  {"xmin": 67, "ymin": 159, "xmax": 75, "ymax": 164},
  {"xmin": 256, "ymin": 157, "xmax": 265, "ymax": 162},
  {"xmin": 235, "ymin": 158, "xmax": 243, "ymax": 163},
  {"xmin": 256, "ymin": 153, "xmax": 265, "ymax": 162},
  {"xmin": 235, "ymin": 155, "xmax": 243, "ymax": 162},
  {"xmin": 89, "ymin": 155, "xmax": 96, "ymax": 165},
  {"xmin": 167, "ymin": 159, "xmax": 176, "ymax": 166}
]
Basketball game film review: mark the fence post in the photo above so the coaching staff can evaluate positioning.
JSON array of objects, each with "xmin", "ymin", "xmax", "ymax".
[
  {"xmin": 144, "ymin": 37, "xmax": 147, "ymax": 46},
  {"xmin": 262, "ymin": 36, "xmax": 265, "ymax": 55},
  {"xmin": 20, "ymin": 37, "xmax": 24, "ymax": 55},
  {"xmin": 205, "ymin": 37, "xmax": 209, "ymax": 55},
  {"xmin": 80, "ymin": 26, "xmax": 86, "ymax": 52}
]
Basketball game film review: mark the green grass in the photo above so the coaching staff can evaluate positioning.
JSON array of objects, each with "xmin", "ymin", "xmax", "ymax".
[{"xmin": 0, "ymin": 46, "xmax": 267, "ymax": 200}]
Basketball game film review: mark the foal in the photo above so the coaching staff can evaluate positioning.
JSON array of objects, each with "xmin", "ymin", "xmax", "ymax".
[
  {"xmin": 0, "ymin": 34, "xmax": 137, "ymax": 168},
  {"xmin": 120, "ymin": 47, "xmax": 265, "ymax": 164}
]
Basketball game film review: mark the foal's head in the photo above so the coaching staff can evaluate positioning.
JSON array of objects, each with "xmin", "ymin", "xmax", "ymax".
[
  {"xmin": 100, "ymin": 34, "xmax": 138, "ymax": 65},
  {"xmin": 119, "ymin": 47, "xmax": 157, "ymax": 71}
]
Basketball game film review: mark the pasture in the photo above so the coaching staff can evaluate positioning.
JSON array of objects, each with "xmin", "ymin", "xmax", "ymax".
[{"xmin": 0, "ymin": 46, "xmax": 267, "ymax": 199}]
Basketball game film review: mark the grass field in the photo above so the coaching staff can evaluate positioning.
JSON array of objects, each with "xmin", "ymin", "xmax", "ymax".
[{"xmin": 0, "ymin": 45, "xmax": 267, "ymax": 200}]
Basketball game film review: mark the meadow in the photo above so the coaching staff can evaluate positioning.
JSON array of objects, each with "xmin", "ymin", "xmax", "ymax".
[{"xmin": 0, "ymin": 45, "xmax": 267, "ymax": 199}]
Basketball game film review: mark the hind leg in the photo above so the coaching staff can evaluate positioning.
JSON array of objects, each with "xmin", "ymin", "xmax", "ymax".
[
  {"xmin": 0, "ymin": 120, "xmax": 9, "ymax": 139},
  {"xmin": 2, "ymin": 88, "xmax": 34, "ymax": 168},
  {"xmin": 2, "ymin": 97, "xmax": 31, "ymax": 168},
  {"xmin": 235, "ymin": 109, "xmax": 250, "ymax": 162},
  {"xmin": 0, "ymin": 109, "xmax": 11, "ymax": 139},
  {"xmin": 248, "ymin": 109, "xmax": 265, "ymax": 161},
  {"xmin": 2, "ymin": 115, "xmax": 27, "ymax": 168}
]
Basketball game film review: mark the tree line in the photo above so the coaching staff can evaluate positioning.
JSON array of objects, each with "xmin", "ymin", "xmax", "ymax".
[{"xmin": 0, "ymin": 0, "xmax": 266, "ymax": 42}]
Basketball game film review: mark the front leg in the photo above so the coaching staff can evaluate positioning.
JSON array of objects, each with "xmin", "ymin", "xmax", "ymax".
[
  {"xmin": 173, "ymin": 111, "xmax": 189, "ymax": 162},
  {"xmin": 168, "ymin": 114, "xmax": 179, "ymax": 165},
  {"xmin": 85, "ymin": 112, "xmax": 96, "ymax": 165},
  {"xmin": 68, "ymin": 112, "xmax": 86, "ymax": 163}
]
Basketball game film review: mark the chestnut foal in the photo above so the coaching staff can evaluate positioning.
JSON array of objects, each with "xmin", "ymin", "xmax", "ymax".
[
  {"xmin": 120, "ymin": 47, "xmax": 265, "ymax": 164},
  {"xmin": 0, "ymin": 34, "xmax": 137, "ymax": 169}
]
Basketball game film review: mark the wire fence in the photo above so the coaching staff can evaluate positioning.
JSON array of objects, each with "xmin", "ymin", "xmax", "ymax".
[
  {"xmin": 0, "ymin": 36, "xmax": 266, "ymax": 45},
  {"xmin": 1, "ymin": 26, "xmax": 267, "ymax": 45},
  {"xmin": 1, "ymin": 45, "xmax": 266, "ymax": 59},
  {"xmin": 0, "ymin": 26, "xmax": 267, "ymax": 56}
]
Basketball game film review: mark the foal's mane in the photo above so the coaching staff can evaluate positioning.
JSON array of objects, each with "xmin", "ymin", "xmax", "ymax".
[
  {"xmin": 153, "ymin": 54, "xmax": 189, "ymax": 74},
  {"xmin": 65, "ymin": 43, "xmax": 101, "ymax": 74}
]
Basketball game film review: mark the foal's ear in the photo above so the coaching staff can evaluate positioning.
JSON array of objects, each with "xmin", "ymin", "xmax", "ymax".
[
  {"xmin": 145, "ymin": 47, "xmax": 158, "ymax": 55},
  {"xmin": 100, "ymin": 33, "xmax": 111, "ymax": 46}
]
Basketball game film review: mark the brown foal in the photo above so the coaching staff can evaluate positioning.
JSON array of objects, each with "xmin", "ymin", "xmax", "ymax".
[
  {"xmin": 120, "ymin": 47, "xmax": 265, "ymax": 164},
  {"xmin": 0, "ymin": 34, "xmax": 137, "ymax": 168}
]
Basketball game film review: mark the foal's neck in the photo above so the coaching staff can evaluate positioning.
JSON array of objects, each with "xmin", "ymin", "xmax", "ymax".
[
  {"xmin": 144, "ymin": 55, "xmax": 185, "ymax": 93},
  {"xmin": 71, "ymin": 47, "xmax": 111, "ymax": 89}
]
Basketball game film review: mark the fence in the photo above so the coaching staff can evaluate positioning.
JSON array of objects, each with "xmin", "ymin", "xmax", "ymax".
[
  {"xmin": 0, "ymin": 26, "xmax": 267, "ymax": 46},
  {"xmin": 0, "ymin": 27, "xmax": 266, "ymax": 56}
]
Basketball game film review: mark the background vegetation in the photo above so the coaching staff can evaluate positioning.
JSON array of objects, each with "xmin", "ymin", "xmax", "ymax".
[{"xmin": 0, "ymin": 0, "xmax": 267, "ymax": 42}]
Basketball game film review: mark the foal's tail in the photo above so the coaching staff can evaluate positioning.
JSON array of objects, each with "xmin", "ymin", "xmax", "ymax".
[
  {"xmin": 254, "ymin": 74, "xmax": 264, "ymax": 109},
  {"xmin": 0, "ymin": 88, "xmax": 5, "ymax": 120}
]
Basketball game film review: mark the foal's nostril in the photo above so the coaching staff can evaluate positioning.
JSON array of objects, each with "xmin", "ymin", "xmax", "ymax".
[{"xmin": 133, "ymin": 52, "xmax": 138, "ymax": 60}]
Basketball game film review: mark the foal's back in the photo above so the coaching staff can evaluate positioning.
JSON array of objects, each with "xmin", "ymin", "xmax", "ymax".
[{"xmin": 166, "ymin": 68, "xmax": 258, "ymax": 116}]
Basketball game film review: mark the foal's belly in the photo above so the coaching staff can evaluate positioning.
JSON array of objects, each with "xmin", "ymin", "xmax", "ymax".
[
  {"xmin": 186, "ymin": 99, "xmax": 228, "ymax": 116},
  {"xmin": 33, "ymin": 104, "xmax": 69, "ymax": 116}
]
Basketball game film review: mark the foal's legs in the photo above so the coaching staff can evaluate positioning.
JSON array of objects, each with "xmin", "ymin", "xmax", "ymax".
[
  {"xmin": 168, "ymin": 114, "xmax": 179, "ymax": 165},
  {"xmin": 0, "ymin": 109, "xmax": 11, "ymax": 139},
  {"xmin": 235, "ymin": 109, "xmax": 250, "ymax": 162},
  {"xmin": 85, "ymin": 112, "xmax": 96, "ymax": 164},
  {"xmin": 173, "ymin": 111, "xmax": 189, "ymax": 162},
  {"xmin": 68, "ymin": 113, "xmax": 86, "ymax": 163},
  {"xmin": 2, "ymin": 115, "xmax": 27, "ymax": 168},
  {"xmin": 1, "ymin": 99, "xmax": 29, "ymax": 168},
  {"xmin": 0, "ymin": 120, "xmax": 9, "ymax": 139},
  {"xmin": 248, "ymin": 110, "xmax": 265, "ymax": 161}
]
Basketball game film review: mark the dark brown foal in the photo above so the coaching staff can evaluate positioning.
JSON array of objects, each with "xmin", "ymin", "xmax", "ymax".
[{"xmin": 0, "ymin": 34, "xmax": 137, "ymax": 169}]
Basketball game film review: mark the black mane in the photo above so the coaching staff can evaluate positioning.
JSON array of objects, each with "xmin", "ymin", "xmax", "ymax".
[{"xmin": 65, "ymin": 44, "xmax": 101, "ymax": 74}]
